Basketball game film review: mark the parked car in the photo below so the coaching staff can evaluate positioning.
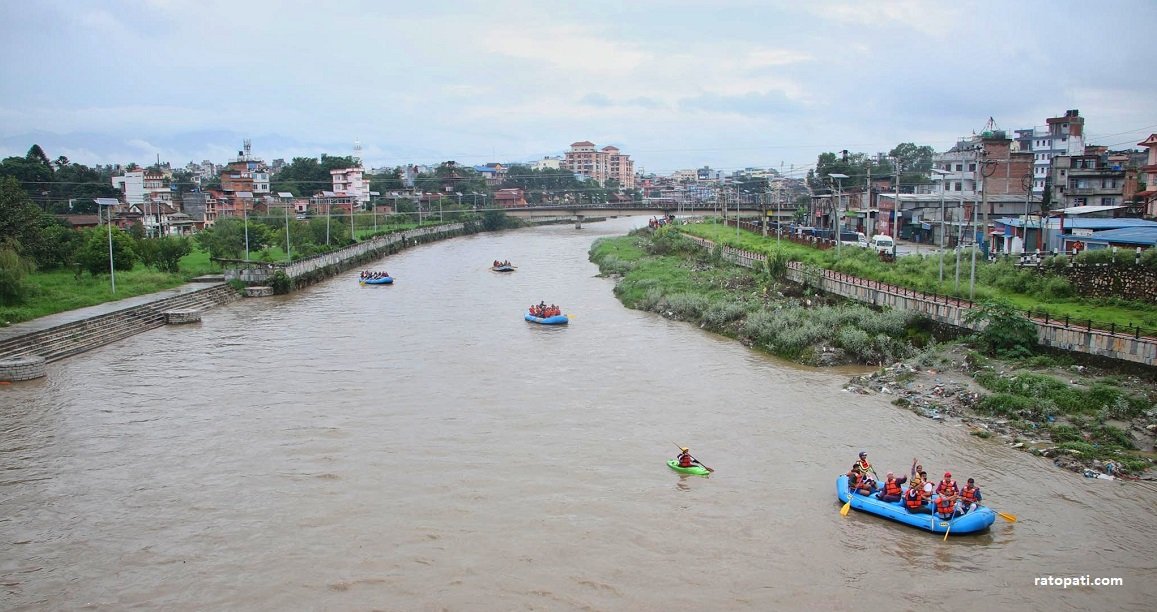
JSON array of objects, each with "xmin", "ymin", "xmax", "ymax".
[{"xmin": 870, "ymin": 234, "xmax": 895, "ymax": 256}]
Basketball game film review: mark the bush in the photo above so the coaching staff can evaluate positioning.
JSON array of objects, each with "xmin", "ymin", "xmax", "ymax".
[
  {"xmin": 0, "ymin": 246, "xmax": 36, "ymax": 306},
  {"xmin": 1140, "ymin": 247, "xmax": 1157, "ymax": 271},
  {"xmin": 701, "ymin": 300, "xmax": 748, "ymax": 328},
  {"xmin": 269, "ymin": 270, "xmax": 292, "ymax": 294},
  {"xmin": 1049, "ymin": 424, "xmax": 1082, "ymax": 443},
  {"xmin": 964, "ymin": 299, "xmax": 1038, "ymax": 358}
]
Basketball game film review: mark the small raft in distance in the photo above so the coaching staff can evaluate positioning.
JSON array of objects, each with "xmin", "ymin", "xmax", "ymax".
[{"xmin": 524, "ymin": 313, "xmax": 568, "ymax": 325}]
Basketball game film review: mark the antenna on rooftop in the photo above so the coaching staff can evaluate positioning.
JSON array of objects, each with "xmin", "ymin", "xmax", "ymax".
[
  {"xmin": 354, "ymin": 139, "xmax": 363, "ymax": 166},
  {"xmin": 243, "ymin": 139, "xmax": 252, "ymax": 160}
]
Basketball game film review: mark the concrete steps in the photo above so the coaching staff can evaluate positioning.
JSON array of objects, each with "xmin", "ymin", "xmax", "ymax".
[{"xmin": 0, "ymin": 284, "xmax": 239, "ymax": 363}]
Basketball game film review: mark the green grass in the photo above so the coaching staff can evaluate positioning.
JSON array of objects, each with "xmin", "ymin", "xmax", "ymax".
[
  {"xmin": 678, "ymin": 221, "xmax": 1156, "ymax": 334},
  {"xmin": 0, "ymin": 248, "xmax": 224, "ymax": 326}
]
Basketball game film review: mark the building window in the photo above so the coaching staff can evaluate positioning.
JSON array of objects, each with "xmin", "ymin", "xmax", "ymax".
[
  {"xmin": 968, "ymin": 163, "xmax": 976, "ymax": 172},
  {"xmin": 1101, "ymin": 197, "xmax": 1115, "ymax": 205},
  {"xmin": 955, "ymin": 164, "xmax": 962, "ymax": 171}
]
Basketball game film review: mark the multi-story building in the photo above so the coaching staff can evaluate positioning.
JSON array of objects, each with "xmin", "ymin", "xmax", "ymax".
[
  {"xmin": 1138, "ymin": 134, "xmax": 1157, "ymax": 218},
  {"xmin": 531, "ymin": 157, "xmax": 562, "ymax": 171},
  {"xmin": 1025, "ymin": 109, "xmax": 1085, "ymax": 194},
  {"xmin": 932, "ymin": 139, "xmax": 980, "ymax": 195},
  {"xmin": 562, "ymin": 141, "xmax": 635, "ymax": 188},
  {"xmin": 1050, "ymin": 153, "xmax": 1129, "ymax": 210},
  {"xmin": 330, "ymin": 166, "xmax": 370, "ymax": 208},
  {"xmin": 473, "ymin": 163, "xmax": 508, "ymax": 187}
]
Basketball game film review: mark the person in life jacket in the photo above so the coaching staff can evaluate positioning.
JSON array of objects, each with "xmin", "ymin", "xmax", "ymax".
[
  {"xmin": 935, "ymin": 493, "xmax": 959, "ymax": 520},
  {"xmin": 846, "ymin": 469, "xmax": 876, "ymax": 495},
  {"xmin": 904, "ymin": 483, "xmax": 932, "ymax": 514},
  {"xmin": 958, "ymin": 478, "xmax": 982, "ymax": 514},
  {"xmin": 676, "ymin": 447, "xmax": 694, "ymax": 468},
  {"xmin": 935, "ymin": 472, "xmax": 959, "ymax": 498},
  {"xmin": 875, "ymin": 471, "xmax": 907, "ymax": 503},
  {"xmin": 850, "ymin": 451, "xmax": 873, "ymax": 478}
]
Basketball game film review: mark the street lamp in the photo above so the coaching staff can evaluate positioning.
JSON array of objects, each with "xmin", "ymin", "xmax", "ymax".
[
  {"xmin": 829, "ymin": 173, "xmax": 849, "ymax": 256},
  {"xmin": 94, "ymin": 198, "xmax": 119, "ymax": 293},
  {"xmin": 370, "ymin": 190, "xmax": 380, "ymax": 232},
  {"xmin": 931, "ymin": 169, "xmax": 949, "ymax": 283},
  {"xmin": 278, "ymin": 191, "xmax": 293, "ymax": 262}
]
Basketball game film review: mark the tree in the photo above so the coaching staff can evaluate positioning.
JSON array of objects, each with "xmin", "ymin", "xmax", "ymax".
[
  {"xmin": 0, "ymin": 245, "xmax": 34, "ymax": 305},
  {"xmin": 50, "ymin": 163, "xmax": 120, "ymax": 213},
  {"xmin": 0, "ymin": 156, "xmax": 54, "ymax": 194},
  {"xmin": 0, "ymin": 176, "xmax": 48, "ymax": 255},
  {"xmin": 888, "ymin": 142, "xmax": 935, "ymax": 187},
  {"xmin": 152, "ymin": 235, "xmax": 192, "ymax": 273},
  {"xmin": 194, "ymin": 218, "xmax": 247, "ymax": 260},
  {"xmin": 77, "ymin": 226, "xmax": 137, "ymax": 276},
  {"xmin": 963, "ymin": 299, "xmax": 1037, "ymax": 358}
]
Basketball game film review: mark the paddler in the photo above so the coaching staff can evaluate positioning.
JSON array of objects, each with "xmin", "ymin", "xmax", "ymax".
[{"xmin": 676, "ymin": 447, "xmax": 695, "ymax": 469}]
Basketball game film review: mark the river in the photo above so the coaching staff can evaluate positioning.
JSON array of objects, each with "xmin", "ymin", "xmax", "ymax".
[{"xmin": 1, "ymin": 217, "xmax": 1153, "ymax": 611}]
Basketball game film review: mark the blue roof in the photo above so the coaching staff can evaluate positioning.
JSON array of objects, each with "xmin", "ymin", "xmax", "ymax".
[
  {"xmin": 998, "ymin": 217, "xmax": 1157, "ymax": 230},
  {"xmin": 1080, "ymin": 227, "xmax": 1157, "ymax": 246}
]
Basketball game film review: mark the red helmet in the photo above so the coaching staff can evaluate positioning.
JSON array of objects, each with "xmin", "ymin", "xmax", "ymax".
[{"xmin": 944, "ymin": 472, "xmax": 952, "ymax": 478}]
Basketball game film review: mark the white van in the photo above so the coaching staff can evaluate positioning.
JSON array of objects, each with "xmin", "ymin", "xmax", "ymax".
[
  {"xmin": 870, "ymin": 235, "xmax": 895, "ymax": 255},
  {"xmin": 840, "ymin": 231, "xmax": 868, "ymax": 248}
]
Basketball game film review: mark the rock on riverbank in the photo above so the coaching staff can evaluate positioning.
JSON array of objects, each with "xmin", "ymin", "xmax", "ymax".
[{"xmin": 846, "ymin": 344, "xmax": 1157, "ymax": 481}]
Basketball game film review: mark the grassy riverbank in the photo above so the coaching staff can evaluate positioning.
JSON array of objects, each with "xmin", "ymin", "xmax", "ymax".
[
  {"xmin": 589, "ymin": 226, "xmax": 1156, "ymax": 479},
  {"xmin": 0, "ymin": 249, "xmax": 222, "ymax": 326}
]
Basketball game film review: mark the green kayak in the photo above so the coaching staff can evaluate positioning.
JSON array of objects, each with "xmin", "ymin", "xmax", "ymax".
[{"xmin": 667, "ymin": 459, "xmax": 710, "ymax": 475}]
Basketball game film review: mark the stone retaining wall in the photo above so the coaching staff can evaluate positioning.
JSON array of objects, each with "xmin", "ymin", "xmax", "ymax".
[{"xmin": 0, "ymin": 356, "xmax": 46, "ymax": 382}]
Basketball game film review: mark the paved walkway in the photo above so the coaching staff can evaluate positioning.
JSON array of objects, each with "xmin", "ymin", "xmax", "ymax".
[{"xmin": 0, "ymin": 280, "xmax": 225, "ymax": 343}]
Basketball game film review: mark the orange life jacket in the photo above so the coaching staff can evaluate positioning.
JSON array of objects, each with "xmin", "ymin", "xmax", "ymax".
[
  {"xmin": 884, "ymin": 479, "xmax": 902, "ymax": 497},
  {"xmin": 853, "ymin": 459, "xmax": 871, "ymax": 474},
  {"xmin": 960, "ymin": 486, "xmax": 978, "ymax": 504},
  {"xmin": 937, "ymin": 480, "xmax": 958, "ymax": 497},
  {"xmin": 904, "ymin": 487, "xmax": 924, "ymax": 509},
  {"xmin": 678, "ymin": 454, "xmax": 693, "ymax": 468},
  {"xmin": 936, "ymin": 496, "xmax": 956, "ymax": 517}
]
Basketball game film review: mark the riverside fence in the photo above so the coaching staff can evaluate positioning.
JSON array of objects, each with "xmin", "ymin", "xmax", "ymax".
[{"xmin": 683, "ymin": 235, "xmax": 1157, "ymax": 367}]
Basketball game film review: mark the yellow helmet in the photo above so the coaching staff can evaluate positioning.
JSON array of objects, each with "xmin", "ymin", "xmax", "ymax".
[{"xmin": 680, "ymin": 447, "xmax": 689, "ymax": 452}]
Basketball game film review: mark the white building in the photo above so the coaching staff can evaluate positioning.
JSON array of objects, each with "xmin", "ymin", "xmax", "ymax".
[
  {"xmin": 331, "ymin": 167, "xmax": 370, "ymax": 207},
  {"xmin": 1028, "ymin": 109, "xmax": 1085, "ymax": 194},
  {"xmin": 531, "ymin": 156, "xmax": 562, "ymax": 171},
  {"xmin": 932, "ymin": 139, "xmax": 980, "ymax": 196}
]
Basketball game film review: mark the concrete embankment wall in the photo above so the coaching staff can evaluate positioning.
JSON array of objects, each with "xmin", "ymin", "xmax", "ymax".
[
  {"xmin": 685, "ymin": 235, "xmax": 1157, "ymax": 367},
  {"xmin": 226, "ymin": 223, "xmax": 467, "ymax": 286},
  {"xmin": 0, "ymin": 283, "xmax": 240, "ymax": 380}
]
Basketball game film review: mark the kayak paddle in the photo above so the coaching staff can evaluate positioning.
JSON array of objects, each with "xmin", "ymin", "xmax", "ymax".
[{"xmin": 672, "ymin": 442, "xmax": 713, "ymax": 472}]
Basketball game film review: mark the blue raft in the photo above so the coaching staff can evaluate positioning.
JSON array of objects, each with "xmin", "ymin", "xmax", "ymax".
[
  {"xmin": 836, "ymin": 475, "xmax": 995, "ymax": 535},
  {"xmin": 360, "ymin": 276, "xmax": 393, "ymax": 285},
  {"xmin": 492, "ymin": 265, "xmax": 515, "ymax": 272},
  {"xmin": 525, "ymin": 313, "xmax": 569, "ymax": 325}
]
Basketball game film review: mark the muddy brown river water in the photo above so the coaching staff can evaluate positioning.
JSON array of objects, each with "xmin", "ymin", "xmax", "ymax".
[{"xmin": 2, "ymin": 218, "xmax": 1154, "ymax": 611}]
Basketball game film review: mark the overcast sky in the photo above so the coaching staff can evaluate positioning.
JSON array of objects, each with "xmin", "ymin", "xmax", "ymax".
[{"xmin": 2, "ymin": 0, "xmax": 1155, "ymax": 178}]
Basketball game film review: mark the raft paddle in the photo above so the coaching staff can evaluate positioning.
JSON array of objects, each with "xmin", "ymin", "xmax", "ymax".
[
  {"xmin": 942, "ymin": 499, "xmax": 960, "ymax": 541},
  {"xmin": 672, "ymin": 443, "xmax": 714, "ymax": 472},
  {"xmin": 995, "ymin": 510, "xmax": 1017, "ymax": 522},
  {"xmin": 840, "ymin": 497, "xmax": 852, "ymax": 517}
]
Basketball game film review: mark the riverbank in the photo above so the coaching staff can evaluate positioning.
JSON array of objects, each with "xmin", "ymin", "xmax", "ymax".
[{"xmin": 589, "ymin": 227, "xmax": 1157, "ymax": 480}]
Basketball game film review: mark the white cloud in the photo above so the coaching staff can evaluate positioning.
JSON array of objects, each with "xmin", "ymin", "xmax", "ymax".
[{"xmin": 1, "ymin": 0, "xmax": 1153, "ymax": 175}]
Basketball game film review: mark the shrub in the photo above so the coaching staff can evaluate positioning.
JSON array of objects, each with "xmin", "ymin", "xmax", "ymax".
[
  {"xmin": 976, "ymin": 393, "xmax": 1036, "ymax": 417},
  {"xmin": 662, "ymin": 293, "xmax": 709, "ymax": 320},
  {"xmin": 702, "ymin": 300, "xmax": 748, "ymax": 327},
  {"xmin": 964, "ymin": 299, "xmax": 1038, "ymax": 358},
  {"xmin": 1049, "ymin": 424, "xmax": 1082, "ymax": 444}
]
